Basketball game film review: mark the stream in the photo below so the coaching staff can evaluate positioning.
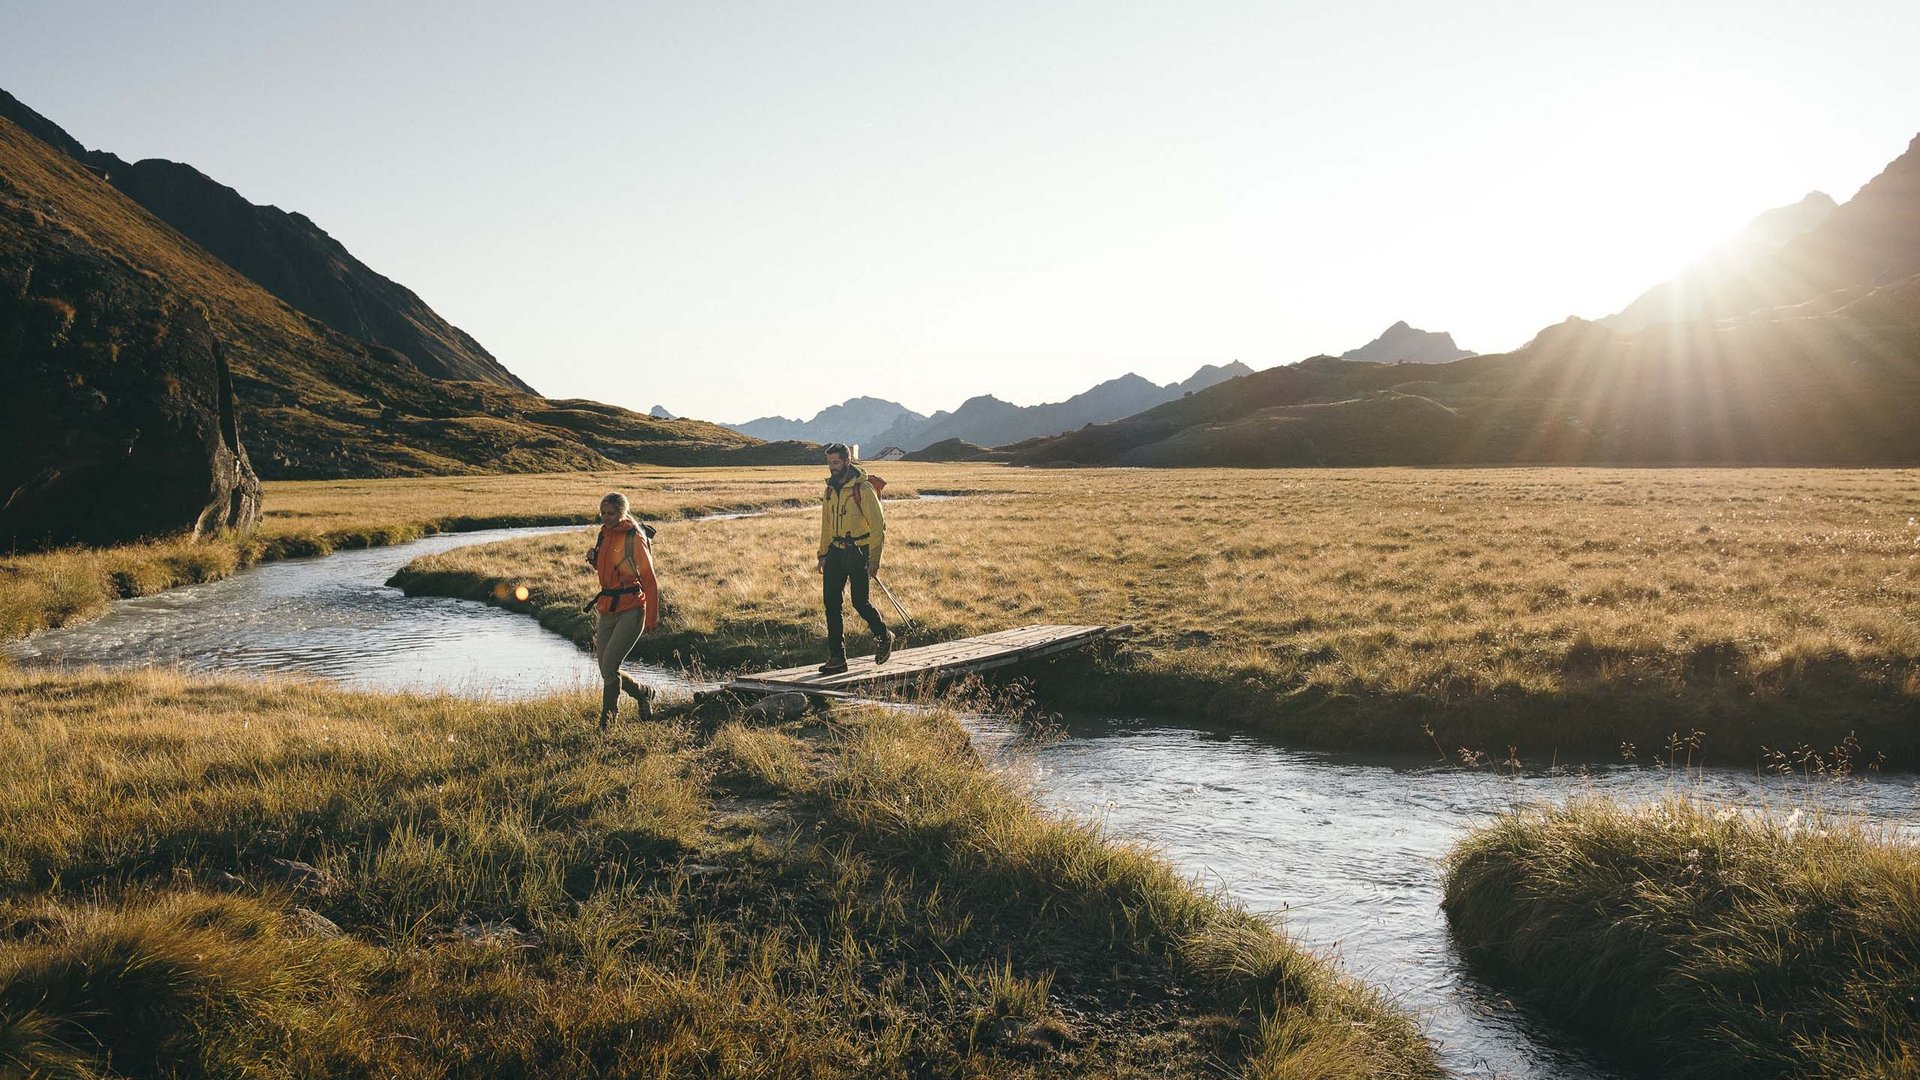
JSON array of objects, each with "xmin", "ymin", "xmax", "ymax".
[{"xmin": 11, "ymin": 525, "xmax": 1917, "ymax": 1078}]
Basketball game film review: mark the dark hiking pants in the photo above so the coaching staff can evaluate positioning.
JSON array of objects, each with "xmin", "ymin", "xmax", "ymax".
[{"xmin": 823, "ymin": 543, "xmax": 888, "ymax": 661}]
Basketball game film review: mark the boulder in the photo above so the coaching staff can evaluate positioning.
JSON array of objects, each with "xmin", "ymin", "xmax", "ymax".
[{"xmin": 744, "ymin": 692, "xmax": 812, "ymax": 723}]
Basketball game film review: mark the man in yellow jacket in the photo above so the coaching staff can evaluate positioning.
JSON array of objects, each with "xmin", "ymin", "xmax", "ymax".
[{"xmin": 816, "ymin": 442, "xmax": 892, "ymax": 674}]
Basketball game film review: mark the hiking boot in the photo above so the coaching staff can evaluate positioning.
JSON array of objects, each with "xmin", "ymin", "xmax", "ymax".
[
  {"xmin": 621, "ymin": 675, "xmax": 655, "ymax": 722},
  {"xmin": 875, "ymin": 629, "xmax": 894, "ymax": 665},
  {"xmin": 818, "ymin": 657, "xmax": 849, "ymax": 675},
  {"xmin": 598, "ymin": 709, "xmax": 617, "ymax": 731}
]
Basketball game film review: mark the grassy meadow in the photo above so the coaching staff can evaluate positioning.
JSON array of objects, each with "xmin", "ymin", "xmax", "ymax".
[
  {"xmin": 0, "ymin": 667, "xmax": 1436, "ymax": 1079},
  {"xmin": 1442, "ymin": 797, "xmax": 1920, "ymax": 1079},
  {"xmin": 0, "ymin": 465, "xmax": 960, "ymax": 641},
  {"xmin": 392, "ymin": 465, "xmax": 1920, "ymax": 763}
]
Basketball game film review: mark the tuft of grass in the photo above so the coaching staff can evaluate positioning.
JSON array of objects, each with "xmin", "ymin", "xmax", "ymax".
[
  {"xmin": 0, "ymin": 891, "xmax": 367, "ymax": 1078},
  {"xmin": 0, "ymin": 668, "xmax": 1437, "ymax": 1077},
  {"xmin": 712, "ymin": 722, "xmax": 816, "ymax": 794},
  {"xmin": 1441, "ymin": 796, "xmax": 1920, "ymax": 1079}
]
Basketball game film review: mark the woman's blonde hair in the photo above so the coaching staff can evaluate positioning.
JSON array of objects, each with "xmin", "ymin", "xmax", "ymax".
[{"xmin": 599, "ymin": 492, "xmax": 636, "ymax": 525}]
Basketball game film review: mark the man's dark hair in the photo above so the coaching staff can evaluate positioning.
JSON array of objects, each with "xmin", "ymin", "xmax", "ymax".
[{"xmin": 823, "ymin": 442, "xmax": 851, "ymax": 458}]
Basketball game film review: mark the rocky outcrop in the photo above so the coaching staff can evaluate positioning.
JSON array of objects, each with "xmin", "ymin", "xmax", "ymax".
[{"xmin": 0, "ymin": 269, "xmax": 262, "ymax": 550}]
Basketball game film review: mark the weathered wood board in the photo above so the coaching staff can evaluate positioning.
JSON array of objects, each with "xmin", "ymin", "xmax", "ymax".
[{"xmin": 722, "ymin": 624, "xmax": 1118, "ymax": 696}]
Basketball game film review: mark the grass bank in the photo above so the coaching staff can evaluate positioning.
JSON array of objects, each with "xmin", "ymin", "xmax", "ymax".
[
  {"xmin": 0, "ymin": 464, "xmax": 976, "ymax": 641},
  {"xmin": 0, "ymin": 668, "xmax": 1435, "ymax": 1078},
  {"xmin": 1441, "ymin": 796, "xmax": 1920, "ymax": 1079},
  {"xmin": 392, "ymin": 466, "xmax": 1920, "ymax": 764}
]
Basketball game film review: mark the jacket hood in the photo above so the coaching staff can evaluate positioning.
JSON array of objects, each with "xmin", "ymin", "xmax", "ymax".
[{"xmin": 826, "ymin": 463, "xmax": 868, "ymax": 490}]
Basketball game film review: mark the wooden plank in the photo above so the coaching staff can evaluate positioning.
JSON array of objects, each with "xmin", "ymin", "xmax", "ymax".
[{"xmin": 722, "ymin": 624, "xmax": 1119, "ymax": 695}]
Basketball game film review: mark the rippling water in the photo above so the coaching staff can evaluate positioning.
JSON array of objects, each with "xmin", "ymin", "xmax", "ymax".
[
  {"xmin": 3, "ymin": 526, "xmax": 686, "ymax": 697},
  {"xmin": 12, "ymin": 527, "xmax": 1918, "ymax": 1078},
  {"xmin": 970, "ymin": 718, "xmax": 1920, "ymax": 1079}
]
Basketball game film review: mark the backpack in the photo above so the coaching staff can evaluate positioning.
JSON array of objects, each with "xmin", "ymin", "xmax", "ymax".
[{"xmin": 851, "ymin": 473, "xmax": 886, "ymax": 508}]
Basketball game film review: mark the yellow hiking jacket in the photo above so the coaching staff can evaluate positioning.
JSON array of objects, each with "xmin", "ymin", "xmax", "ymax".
[{"xmin": 818, "ymin": 465, "xmax": 885, "ymax": 569}]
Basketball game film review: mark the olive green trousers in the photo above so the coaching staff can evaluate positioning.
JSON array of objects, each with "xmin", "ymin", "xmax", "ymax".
[{"xmin": 595, "ymin": 607, "xmax": 644, "ymax": 718}]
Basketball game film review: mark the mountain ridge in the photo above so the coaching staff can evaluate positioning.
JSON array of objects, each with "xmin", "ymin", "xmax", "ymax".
[
  {"xmin": 1007, "ymin": 131, "xmax": 1920, "ymax": 469},
  {"xmin": 0, "ymin": 87, "xmax": 534, "ymax": 392},
  {"xmin": 1606, "ymin": 134, "xmax": 1920, "ymax": 330},
  {"xmin": 736, "ymin": 361, "xmax": 1255, "ymax": 453},
  {"xmin": 0, "ymin": 109, "xmax": 798, "ymax": 490}
]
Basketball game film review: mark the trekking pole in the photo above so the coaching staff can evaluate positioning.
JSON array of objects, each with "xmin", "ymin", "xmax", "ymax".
[{"xmin": 875, "ymin": 577, "xmax": 917, "ymax": 635}]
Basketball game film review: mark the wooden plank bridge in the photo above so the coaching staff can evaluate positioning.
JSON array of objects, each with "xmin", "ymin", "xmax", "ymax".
[{"xmin": 723, "ymin": 624, "xmax": 1120, "ymax": 697}]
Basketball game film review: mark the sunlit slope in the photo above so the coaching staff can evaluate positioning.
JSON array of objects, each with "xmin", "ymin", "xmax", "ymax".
[
  {"xmin": 1613, "ymin": 133, "xmax": 1920, "ymax": 329},
  {"xmin": 1014, "ymin": 287, "xmax": 1920, "ymax": 466},
  {"xmin": 0, "ymin": 115, "xmax": 792, "ymax": 478},
  {"xmin": 1015, "ymin": 131, "xmax": 1920, "ymax": 468},
  {"xmin": 0, "ymin": 87, "xmax": 535, "ymax": 393}
]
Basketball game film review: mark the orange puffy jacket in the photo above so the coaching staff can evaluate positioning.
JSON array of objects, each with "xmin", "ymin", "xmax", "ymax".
[{"xmin": 592, "ymin": 519, "xmax": 659, "ymax": 629}]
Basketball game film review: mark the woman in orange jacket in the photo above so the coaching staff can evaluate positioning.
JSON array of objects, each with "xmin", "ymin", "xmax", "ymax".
[{"xmin": 586, "ymin": 492, "xmax": 659, "ymax": 727}]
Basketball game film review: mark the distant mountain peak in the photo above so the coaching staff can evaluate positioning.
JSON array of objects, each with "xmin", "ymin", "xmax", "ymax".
[
  {"xmin": 723, "ymin": 395, "xmax": 925, "ymax": 448},
  {"xmin": 1341, "ymin": 322, "xmax": 1475, "ymax": 364}
]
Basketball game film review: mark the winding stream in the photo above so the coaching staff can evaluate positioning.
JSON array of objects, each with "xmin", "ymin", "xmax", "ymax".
[{"xmin": 11, "ymin": 526, "xmax": 1917, "ymax": 1078}]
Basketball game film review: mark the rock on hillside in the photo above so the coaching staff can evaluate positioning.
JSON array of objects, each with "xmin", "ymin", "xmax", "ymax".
[
  {"xmin": 1339, "ymin": 321, "xmax": 1475, "ymax": 364},
  {"xmin": 0, "ymin": 88, "xmax": 534, "ymax": 392}
]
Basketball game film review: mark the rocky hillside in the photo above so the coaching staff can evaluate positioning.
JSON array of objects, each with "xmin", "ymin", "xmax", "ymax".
[
  {"xmin": 0, "ymin": 112, "xmax": 796, "ymax": 491},
  {"xmin": 0, "ymin": 88, "xmax": 533, "ymax": 392}
]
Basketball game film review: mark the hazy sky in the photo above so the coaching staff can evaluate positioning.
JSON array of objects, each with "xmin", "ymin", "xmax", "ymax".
[{"xmin": 6, "ymin": 1, "xmax": 1917, "ymax": 421}]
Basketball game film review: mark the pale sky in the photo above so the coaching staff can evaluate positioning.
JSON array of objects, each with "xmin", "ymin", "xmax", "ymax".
[{"xmin": 6, "ymin": 1, "xmax": 1917, "ymax": 421}]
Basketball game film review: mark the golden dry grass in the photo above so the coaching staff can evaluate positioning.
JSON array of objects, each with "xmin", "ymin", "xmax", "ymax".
[
  {"xmin": 395, "ymin": 465, "xmax": 1920, "ymax": 761},
  {"xmin": 1443, "ymin": 797, "xmax": 1920, "ymax": 1079},
  {"xmin": 0, "ymin": 668, "xmax": 1437, "ymax": 1078},
  {"xmin": 0, "ymin": 465, "xmax": 990, "ymax": 640}
]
